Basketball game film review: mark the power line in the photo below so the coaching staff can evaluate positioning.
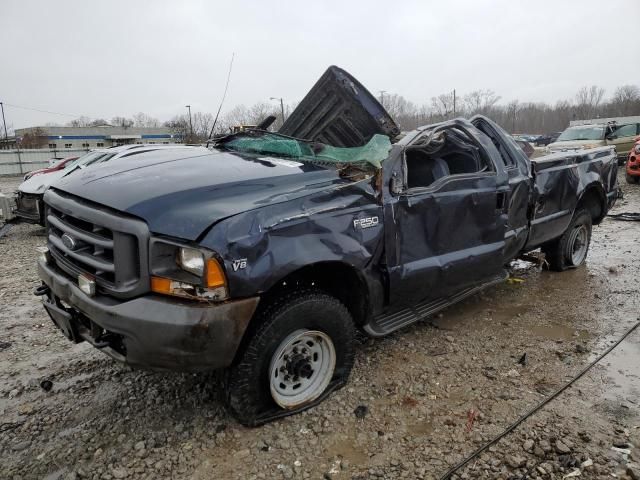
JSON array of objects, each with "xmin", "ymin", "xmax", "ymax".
[{"xmin": 1, "ymin": 102, "xmax": 94, "ymax": 119}]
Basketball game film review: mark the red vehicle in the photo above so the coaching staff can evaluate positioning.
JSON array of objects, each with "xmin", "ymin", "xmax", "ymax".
[
  {"xmin": 627, "ymin": 137, "xmax": 640, "ymax": 184},
  {"xmin": 23, "ymin": 156, "xmax": 78, "ymax": 181}
]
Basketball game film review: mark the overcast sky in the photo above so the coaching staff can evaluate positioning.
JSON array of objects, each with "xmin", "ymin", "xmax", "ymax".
[{"xmin": 1, "ymin": 0, "xmax": 639, "ymax": 129}]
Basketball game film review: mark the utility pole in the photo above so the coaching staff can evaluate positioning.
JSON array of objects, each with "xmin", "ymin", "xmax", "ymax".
[
  {"xmin": 0, "ymin": 102, "xmax": 8, "ymax": 147},
  {"xmin": 453, "ymin": 89, "xmax": 456, "ymax": 117},
  {"xmin": 185, "ymin": 105, "xmax": 193, "ymax": 139},
  {"xmin": 270, "ymin": 97, "xmax": 286, "ymax": 126}
]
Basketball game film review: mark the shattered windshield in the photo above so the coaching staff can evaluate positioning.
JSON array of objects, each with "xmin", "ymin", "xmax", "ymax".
[
  {"xmin": 217, "ymin": 132, "xmax": 392, "ymax": 169},
  {"xmin": 557, "ymin": 126, "xmax": 605, "ymax": 141}
]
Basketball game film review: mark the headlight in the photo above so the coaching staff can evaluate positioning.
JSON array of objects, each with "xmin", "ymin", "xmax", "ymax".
[
  {"xmin": 149, "ymin": 240, "xmax": 228, "ymax": 301},
  {"xmin": 634, "ymin": 144, "xmax": 640, "ymax": 154},
  {"xmin": 177, "ymin": 247, "xmax": 205, "ymax": 276}
]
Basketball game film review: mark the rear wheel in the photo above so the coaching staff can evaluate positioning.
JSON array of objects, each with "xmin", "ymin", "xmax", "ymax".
[
  {"xmin": 542, "ymin": 209, "xmax": 592, "ymax": 272},
  {"xmin": 224, "ymin": 290, "xmax": 356, "ymax": 426},
  {"xmin": 626, "ymin": 173, "xmax": 639, "ymax": 184}
]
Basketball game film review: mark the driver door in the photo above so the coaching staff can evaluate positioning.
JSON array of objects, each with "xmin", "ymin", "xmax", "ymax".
[{"xmin": 384, "ymin": 129, "xmax": 509, "ymax": 308}]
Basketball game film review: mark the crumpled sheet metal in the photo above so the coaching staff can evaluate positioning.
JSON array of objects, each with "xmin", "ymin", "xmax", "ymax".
[{"xmin": 200, "ymin": 175, "xmax": 385, "ymax": 303}]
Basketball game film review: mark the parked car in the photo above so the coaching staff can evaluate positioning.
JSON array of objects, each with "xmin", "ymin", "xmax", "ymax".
[
  {"xmin": 24, "ymin": 156, "xmax": 79, "ymax": 181},
  {"xmin": 15, "ymin": 144, "xmax": 201, "ymax": 225},
  {"xmin": 548, "ymin": 123, "xmax": 640, "ymax": 163},
  {"xmin": 533, "ymin": 133, "xmax": 559, "ymax": 147},
  {"xmin": 626, "ymin": 137, "xmax": 640, "ymax": 184},
  {"xmin": 35, "ymin": 66, "xmax": 618, "ymax": 426},
  {"xmin": 512, "ymin": 137, "xmax": 535, "ymax": 158}
]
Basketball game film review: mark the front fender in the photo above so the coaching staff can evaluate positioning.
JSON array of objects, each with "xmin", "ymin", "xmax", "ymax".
[{"xmin": 200, "ymin": 179, "xmax": 384, "ymax": 298}]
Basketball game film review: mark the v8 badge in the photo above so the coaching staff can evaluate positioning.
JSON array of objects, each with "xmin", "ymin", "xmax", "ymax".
[{"xmin": 232, "ymin": 258, "xmax": 248, "ymax": 272}]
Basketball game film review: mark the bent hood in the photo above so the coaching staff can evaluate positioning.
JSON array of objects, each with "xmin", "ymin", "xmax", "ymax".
[
  {"xmin": 50, "ymin": 148, "xmax": 342, "ymax": 240},
  {"xmin": 19, "ymin": 169, "xmax": 67, "ymax": 194}
]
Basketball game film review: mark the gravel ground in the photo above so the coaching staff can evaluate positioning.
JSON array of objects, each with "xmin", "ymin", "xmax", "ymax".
[{"xmin": 1, "ymin": 171, "xmax": 639, "ymax": 480}]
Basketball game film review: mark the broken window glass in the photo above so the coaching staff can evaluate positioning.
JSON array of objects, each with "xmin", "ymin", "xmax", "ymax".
[{"xmin": 218, "ymin": 132, "xmax": 392, "ymax": 169}]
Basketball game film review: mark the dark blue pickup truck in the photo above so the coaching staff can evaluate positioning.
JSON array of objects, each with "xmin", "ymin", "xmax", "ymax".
[{"xmin": 36, "ymin": 67, "xmax": 618, "ymax": 425}]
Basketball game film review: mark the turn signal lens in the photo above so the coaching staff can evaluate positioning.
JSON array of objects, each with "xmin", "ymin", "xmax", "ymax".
[
  {"xmin": 206, "ymin": 258, "xmax": 226, "ymax": 288},
  {"xmin": 150, "ymin": 276, "xmax": 172, "ymax": 294}
]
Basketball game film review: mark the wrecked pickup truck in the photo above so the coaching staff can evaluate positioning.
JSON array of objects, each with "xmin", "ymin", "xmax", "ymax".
[{"xmin": 35, "ymin": 66, "xmax": 618, "ymax": 426}]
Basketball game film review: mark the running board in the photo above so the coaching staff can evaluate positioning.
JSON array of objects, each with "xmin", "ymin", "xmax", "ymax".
[{"xmin": 363, "ymin": 271, "xmax": 508, "ymax": 337}]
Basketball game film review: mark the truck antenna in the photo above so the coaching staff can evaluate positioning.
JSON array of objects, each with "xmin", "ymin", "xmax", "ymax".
[{"xmin": 207, "ymin": 52, "xmax": 235, "ymax": 147}]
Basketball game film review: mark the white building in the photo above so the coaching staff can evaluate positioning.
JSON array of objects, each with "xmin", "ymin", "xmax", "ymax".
[{"xmin": 15, "ymin": 125, "xmax": 183, "ymax": 150}]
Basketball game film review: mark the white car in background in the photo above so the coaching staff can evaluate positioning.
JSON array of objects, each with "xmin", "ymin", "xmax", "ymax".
[{"xmin": 15, "ymin": 144, "xmax": 201, "ymax": 225}]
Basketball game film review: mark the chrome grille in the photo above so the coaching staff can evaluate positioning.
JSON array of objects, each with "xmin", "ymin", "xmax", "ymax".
[
  {"xmin": 44, "ymin": 189, "xmax": 149, "ymax": 298},
  {"xmin": 48, "ymin": 207, "xmax": 117, "ymax": 284}
]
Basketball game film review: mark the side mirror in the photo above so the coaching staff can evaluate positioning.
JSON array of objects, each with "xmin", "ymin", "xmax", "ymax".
[{"xmin": 606, "ymin": 134, "xmax": 617, "ymax": 141}]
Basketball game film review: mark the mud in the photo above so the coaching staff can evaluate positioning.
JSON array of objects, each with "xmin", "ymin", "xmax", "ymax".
[{"xmin": 1, "ymin": 170, "xmax": 639, "ymax": 480}]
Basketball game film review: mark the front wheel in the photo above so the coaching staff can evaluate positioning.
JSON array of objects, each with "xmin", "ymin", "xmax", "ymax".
[
  {"xmin": 542, "ymin": 209, "xmax": 592, "ymax": 272},
  {"xmin": 224, "ymin": 290, "xmax": 356, "ymax": 426},
  {"xmin": 626, "ymin": 173, "xmax": 639, "ymax": 184}
]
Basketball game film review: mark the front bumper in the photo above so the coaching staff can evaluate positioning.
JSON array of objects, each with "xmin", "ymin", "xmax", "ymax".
[{"xmin": 37, "ymin": 256, "xmax": 259, "ymax": 371}]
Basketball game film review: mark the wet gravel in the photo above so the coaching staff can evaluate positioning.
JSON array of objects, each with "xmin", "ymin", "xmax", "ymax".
[{"xmin": 1, "ymin": 170, "xmax": 639, "ymax": 480}]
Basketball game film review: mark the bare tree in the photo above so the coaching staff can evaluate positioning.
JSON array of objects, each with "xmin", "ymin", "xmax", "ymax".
[
  {"xmin": 110, "ymin": 116, "xmax": 134, "ymax": 129},
  {"xmin": 575, "ymin": 85, "xmax": 605, "ymax": 119},
  {"xmin": 463, "ymin": 89, "xmax": 501, "ymax": 115},
  {"xmin": 164, "ymin": 115, "xmax": 189, "ymax": 141},
  {"xmin": 132, "ymin": 112, "xmax": 160, "ymax": 128},
  {"xmin": 18, "ymin": 127, "xmax": 48, "ymax": 148},
  {"xmin": 430, "ymin": 92, "xmax": 456, "ymax": 119},
  {"xmin": 67, "ymin": 116, "xmax": 93, "ymax": 127},
  {"xmin": 610, "ymin": 85, "xmax": 640, "ymax": 116}
]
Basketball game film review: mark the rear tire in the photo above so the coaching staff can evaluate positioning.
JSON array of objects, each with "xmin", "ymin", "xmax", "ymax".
[
  {"xmin": 224, "ymin": 290, "xmax": 356, "ymax": 426},
  {"xmin": 626, "ymin": 173, "xmax": 639, "ymax": 184},
  {"xmin": 542, "ymin": 209, "xmax": 592, "ymax": 272}
]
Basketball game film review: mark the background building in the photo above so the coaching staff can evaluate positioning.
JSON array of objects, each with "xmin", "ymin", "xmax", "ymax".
[{"xmin": 14, "ymin": 126, "xmax": 183, "ymax": 150}]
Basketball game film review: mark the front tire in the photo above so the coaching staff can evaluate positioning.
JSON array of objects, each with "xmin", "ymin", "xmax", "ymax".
[
  {"xmin": 542, "ymin": 209, "xmax": 592, "ymax": 272},
  {"xmin": 626, "ymin": 173, "xmax": 639, "ymax": 184},
  {"xmin": 225, "ymin": 290, "xmax": 356, "ymax": 426}
]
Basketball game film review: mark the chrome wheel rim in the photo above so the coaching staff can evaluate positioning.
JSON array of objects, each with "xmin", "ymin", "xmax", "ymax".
[
  {"xmin": 568, "ymin": 224, "xmax": 588, "ymax": 266},
  {"xmin": 269, "ymin": 329, "xmax": 336, "ymax": 409}
]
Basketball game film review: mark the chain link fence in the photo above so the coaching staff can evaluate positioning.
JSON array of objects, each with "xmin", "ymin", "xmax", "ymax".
[{"xmin": 0, "ymin": 148, "xmax": 89, "ymax": 176}]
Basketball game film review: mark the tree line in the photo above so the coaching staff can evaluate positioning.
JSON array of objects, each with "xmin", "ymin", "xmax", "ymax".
[
  {"xmin": 382, "ymin": 84, "xmax": 640, "ymax": 134},
  {"xmin": 26, "ymin": 83, "xmax": 640, "ymax": 145}
]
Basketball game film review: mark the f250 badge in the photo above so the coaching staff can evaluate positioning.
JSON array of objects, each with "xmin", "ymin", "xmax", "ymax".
[
  {"xmin": 353, "ymin": 216, "xmax": 379, "ymax": 229},
  {"xmin": 232, "ymin": 258, "xmax": 248, "ymax": 271}
]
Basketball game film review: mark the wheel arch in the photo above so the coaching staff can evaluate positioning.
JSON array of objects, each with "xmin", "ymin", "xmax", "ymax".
[
  {"xmin": 255, "ymin": 261, "xmax": 372, "ymax": 328},
  {"xmin": 576, "ymin": 182, "xmax": 607, "ymax": 225}
]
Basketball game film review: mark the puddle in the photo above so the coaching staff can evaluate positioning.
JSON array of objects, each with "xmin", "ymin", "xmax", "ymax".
[
  {"xmin": 324, "ymin": 437, "xmax": 369, "ymax": 465},
  {"xmin": 526, "ymin": 324, "xmax": 589, "ymax": 341},
  {"xmin": 406, "ymin": 418, "xmax": 434, "ymax": 436},
  {"xmin": 600, "ymin": 330, "xmax": 640, "ymax": 405}
]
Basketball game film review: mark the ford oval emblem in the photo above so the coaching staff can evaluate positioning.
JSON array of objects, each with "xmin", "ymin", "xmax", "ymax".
[{"xmin": 61, "ymin": 233, "xmax": 77, "ymax": 251}]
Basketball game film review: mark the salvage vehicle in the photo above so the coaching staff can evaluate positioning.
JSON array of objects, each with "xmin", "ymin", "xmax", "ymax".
[
  {"xmin": 23, "ymin": 156, "xmax": 79, "ymax": 181},
  {"xmin": 35, "ymin": 66, "xmax": 618, "ymax": 426},
  {"xmin": 626, "ymin": 137, "xmax": 640, "ymax": 184},
  {"xmin": 548, "ymin": 122, "xmax": 640, "ymax": 163},
  {"xmin": 15, "ymin": 144, "xmax": 201, "ymax": 225}
]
